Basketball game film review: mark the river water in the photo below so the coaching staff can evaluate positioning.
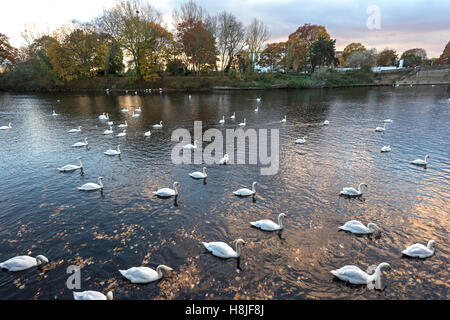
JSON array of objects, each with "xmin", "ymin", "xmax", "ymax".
[{"xmin": 0, "ymin": 86, "xmax": 448, "ymax": 300}]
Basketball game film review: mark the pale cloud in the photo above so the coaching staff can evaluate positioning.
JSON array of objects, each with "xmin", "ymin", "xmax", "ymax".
[{"xmin": 0, "ymin": 0, "xmax": 448, "ymax": 57}]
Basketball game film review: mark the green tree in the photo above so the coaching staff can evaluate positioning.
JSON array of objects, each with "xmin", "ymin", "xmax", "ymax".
[
  {"xmin": 310, "ymin": 37, "xmax": 338, "ymax": 71},
  {"xmin": 342, "ymin": 42, "xmax": 366, "ymax": 62}
]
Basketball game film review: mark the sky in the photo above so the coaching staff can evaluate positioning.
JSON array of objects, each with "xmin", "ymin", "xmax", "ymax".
[{"xmin": 1, "ymin": 0, "xmax": 449, "ymax": 57}]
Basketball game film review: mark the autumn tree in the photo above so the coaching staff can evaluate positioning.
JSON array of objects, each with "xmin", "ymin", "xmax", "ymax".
[
  {"xmin": 377, "ymin": 49, "xmax": 398, "ymax": 66},
  {"xmin": 259, "ymin": 42, "xmax": 286, "ymax": 72},
  {"xmin": 346, "ymin": 49, "xmax": 378, "ymax": 68},
  {"xmin": 0, "ymin": 33, "xmax": 19, "ymax": 68},
  {"xmin": 342, "ymin": 42, "xmax": 366, "ymax": 62},
  {"xmin": 401, "ymin": 48, "xmax": 427, "ymax": 60},
  {"xmin": 402, "ymin": 54, "xmax": 422, "ymax": 67},
  {"xmin": 438, "ymin": 41, "xmax": 450, "ymax": 65},
  {"xmin": 310, "ymin": 37, "xmax": 338, "ymax": 71}
]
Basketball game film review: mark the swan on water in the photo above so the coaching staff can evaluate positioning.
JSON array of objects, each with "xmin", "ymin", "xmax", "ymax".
[
  {"xmin": 402, "ymin": 240, "xmax": 436, "ymax": 258},
  {"xmin": 324, "ymin": 120, "xmax": 330, "ymax": 125},
  {"xmin": 219, "ymin": 154, "xmax": 229, "ymax": 165},
  {"xmin": 153, "ymin": 121, "xmax": 163, "ymax": 129},
  {"xmin": 121, "ymin": 108, "xmax": 129, "ymax": 113},
  {"xmin": 295, "ymin": 137, "xmax": 307, "ymax": 144},
  {"xmin": 0, "ymin": 255, "xmax": 49, "ymax": 272},
  {"xmin": 375, "ymin": 123, "xmax": 386, "ymax": 132},
  {"xmin": 107, "ymin": 121, "xmax": 114, "ymax": 126},
  {"xmin": 104, "ymin": 126, "xmax": 113, "ymax": 135},
  {"xmin": 117, "ymin": 130, "xmax": 127, "ymax": 137},
  {"xmin": 331, "ymin": 263, "xmax": 391, "ymax": 288},
  {"xmin": 144, "ymin": 130, "xmax": 151, "ymax": 137},
  {"xmin": 250, "ymin": 213, "xmax": 286, "ymax": 231},
  {"xmin": 52, "ymin": 110, "xmax": 58, "ymax": 116},
  {"xmin": 255, "ymin": 106, "xmax": 259, "ymax": 112},
  {"xmin": 78, "ymin": 177, "xmax": 103, "ymax": 192},
  {"xmin": 233, "ymin": 182, "xmax": 257, "ymax": 197},
  {"xmin": 72, "ymin": 138, "xmax": 88, "ymax": 148},
  {"xmin": 281, "ymin": 116, "xmax": 287, "ymax": 123},
  {"xmin": 132, "ymin": 111, "xmax": 140, "ymax": 118},
  {"xmin": 383, "ymin": 119, "xmax": 393, "ymax": 123},
  {"xmin": 238, "ymin": 119, "xmax": 246, "ymax": 126},
  {"xmin": 381, "ymin": 145, "xmax": 391, "ymax": 153},
  {"xmin": 118, "ymin": 121, "xmax": 128, "ymax": 128},
  {"xmin": 230, "ymin": 112, "xmax": 235, "ymax": 119},
  {"xmin": 256, "ymin": 97, "xmax": 261, "ymax": 102},
  {"xmin": 340, "ymin": 183, "xmax": 367, "ymax": 197},
  {"xmin": 99, "ymin": 113, "xmax": 109, "ymax": 120},
  {"xmin": 135, "ymin": 106, "xmax": 142, "ymax": 112},
  {"xmin": 0, "ymin": 122, "xmax": 12, "ymax": 130},
  {"xmin": 153, "ymin": 182, "xmax": 180, "ymax": 197},
  {"xmin": 73, "ymin": 291, "xmax": 113, "ymax": 300},
  {"xmin": 69, "ymin": 126, "xmax": 82, "ymax": 133},
  {"xmin": 219, "ymin": 116, "xmax": 225, "ymax": 124},
  {"xmin": 183, "ymin": 140, "xmax": 198, "ymax": 150},
  {"xmin": 119, "ymin": 265, "xmax": 173, "ymax": 284},
  {"xmin": 339, "ymin": 220, "xmax": 381, "ymax": 235},
  {"xmin": 202, "ymin": 239, "xmax": 245, "ymax": 259},
  {"xmin": 58, "ymin": 157, "xmax": 83, "ymax": 172},
  {"xmin": 410, "ymin": 155, "xmax": 429, "ymax": 166},
  {"xmin": 104, "ymin": 145, "xmax": 121, "ymax": 156},
  {"xmin": 189, "ymin": 167, "xmax": 207, "ymax": 179}
]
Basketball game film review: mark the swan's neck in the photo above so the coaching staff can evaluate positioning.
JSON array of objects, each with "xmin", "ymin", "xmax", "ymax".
[
  {"xmin": 203, "ymin": 168, "xmax": 207, "ymax": 175},
  {"xmin": 358, "ymin": 183, "xmax": 364, "ymax": 193},
  {"xmin": 98, "ymin": 178, "xmax": 103, "ymax": 188},
  {"xmin": 252, "ymin": 183, "xmax": 257, "ymax": 193},
  {"xmin": 278, "ymin": 215, "xmax": 284, "ymax": 229},
  {"xmin": 173, "ymin": 183, "xmax": 178, "ymax": 195},
  {"xmin": 235, "ymin": 242, "xmax": 243, "ymax": 257},
  {"xmin": 117, "ymin": 146, "xmax": 120, "ymax": 152},
  {"xmin": 79, "ymin": 159, "xmax": 83, "ymax": 167}
]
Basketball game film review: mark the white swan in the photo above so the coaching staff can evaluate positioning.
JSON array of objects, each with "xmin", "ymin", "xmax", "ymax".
[
  {"xmin": 121, "ymin": 108, "xmax": 129, "ymax": 113},
  {"xmin": 73, "ymin": 291, "xmax": 113, "ymax": 300},
  {"xmin": 118, "ymin": 121, "xmax": 128, "ymax": 128},
  {"xmin": 119, "ymin": 265, "xmax": 173, "ymax": 284},
  {"xmin": 104, "ymin": 145, "xmax": 121, "ymax": 156},
  {"xmin": 104, "ymin": 126, "xmax": 113, "ymax": 135},
  {"xmin": 117, "ymin": 130, "xmax": 127, "ymax": 137},
  {"xmin": 230, "ymin": 112, "xmax": 235, "ymax": 119},
  {"xmin": 58, "ymin": 157, "xmax": 83, "ymax": 172},
  {"xmin": 295, "ymin": 137, "xmax": 307, "ymax": 144},
  {"xmin": 219, "ymin": 154, "xmax": 229, "ymax": 165},
  {"xmin": 132, "ymin": 111, "xmax": 140, "ymax": 118},
  {"xmin": 250, "ymin": 213, "xmax": 285, "ymax": 231},
  {"xmin": 255, "ymin": 106, "xmax": 259, "ymax": 112},
  {"xmin": 256, "ymin": 97, "xmax": 261, "ymax": 102},
  {"xmin": 78, "ymin": 177, "xmax": 103, "ymax": 192},
  {"xmin": 144, "ymin": 130, "xmax": 151, "ymax": 137},
  {"xmin": 153, "ymin": 182, "xmax": 180, "ymax": 197},
  {"xmin": 69, "ymin": 126, "xmax": 82, "ymax": 133},
  {"xmin": 202, "ymin": 239, "xmax": 245, "ymax": 259},
  {"xmin": 324, "ymin": 120, "xmax": 330, "ymax": 126},
  {"xmin": 339, "ymin": 220, "xmax": 381, "ymax": 235},
  {"xmin": 219, "ymin": 116, "xmax": 225, "ymax": 124},
  {"xmin": 107, "ymin": 121, "xmax": 114, "ymax": 126},
  {"xmin": 99, "ymin": 113, "xmax": 109, "ymax": 120},
  {"xmin": 72, "ymin": 138, "xmax": 88, "ymax": 148},
  {"xmin": 153, "ymin": 121, "xmax": 163, "ymax": 129},
  {"xmin": 238, "ymin": 118, "xmax": 246, "ymax": 126},
  {"xmin": 52, "ymin": 110, "xmax": 58, "ymax": 116},
  {"xmin": 383, "ymin": 119, "xmax": 393, "ymax": 123},
  {"xmin": 135, "ymin": 106, "xmax": 142, "ymax": 112},
  {"xmin": 340, "ymin": 183, "xmax": 367, "ymax": 197},
  {"xmin": 0, "ymin": 122, "xmax": 12, "ymax": 130},
  {"xmin": 375, "ymin": 123, "xmax": 386, "ymax": 132},
  {"xmin": 233, "ymin": 182, "xmax": 257, "ymax": 197},
  {"xmin": 189, "ymin": 167, "xmax": 207, "ymax": 179},
  {"xmin": 183, "ymin": 140, "xmax": 198, "ymax": 150},
  {"xmin": 402, "ymin": 240, "xmax": 435, "ymax": 258},
  {"xmin": 281, "ymin": 116, "xmax": 287, "ymax": 123},
  {"xmin": 0, "ymin": 255, "xmax": 49, "ymax": 272},
  {"xmin": 381, "ymin": 145, "xmax": 391, "ymax": 152},
  {"xmin": 331, "ymin": 263, "xmax": 391, "ymax": 288},
  {"xmin": 410, "ymin": 154, "xmax": 429, "ymax": 166}
]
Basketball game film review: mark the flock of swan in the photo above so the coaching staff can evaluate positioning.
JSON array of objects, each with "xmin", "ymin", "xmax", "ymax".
[{"xmin": 0, "ymin": 93, "xmax": 441, "ymax": 299}]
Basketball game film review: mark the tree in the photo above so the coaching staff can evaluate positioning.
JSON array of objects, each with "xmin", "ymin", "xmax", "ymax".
[
  {"xmin": 402, "ymin": 54, "xmax": 422, "ymax": 67},
  {"xmin": 438, "ymin": 41, "xmax": 450, "ymax": 65},
  {"xmin": 0, "ymin": 33, "xmax": 19, "ymax": 68},
  {"xmin": 245, "ymin": 18, "xmax": 269, "ymax": 73},
  {"xmin": 216, "ymin": 11, "xmax": 245, "ymax": 73},
  {"xmin": 401, "ymin": 48, "xmax": 427, "ymax": 60},
  {"xmin": 310, "ymin": 37, "xmax": 338, "ymax": 71},
  {"xmin": 342, "ymin": 42, "xmax": 366, "ymax": 62},
  {"xmin": 377, "ymin": 49, "xmax": 398, "ymax": 66},
  {"xmin": 346, "ymin": 49, "xmax": 378, "ymax": 68},
  {"xmin": 259, "ymin": 42, "xmax": 285, "ymax": 72}
]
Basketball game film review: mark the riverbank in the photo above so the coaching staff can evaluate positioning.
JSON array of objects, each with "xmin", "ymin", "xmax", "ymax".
[{"xmin": 0, "ymin": 67, "xmax": 449, "ymax": 92}]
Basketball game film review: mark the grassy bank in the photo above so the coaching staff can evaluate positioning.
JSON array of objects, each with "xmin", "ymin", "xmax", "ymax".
[{"xmin": 0, "ymin": 68, "xmax": 375, "ymax": 92}]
